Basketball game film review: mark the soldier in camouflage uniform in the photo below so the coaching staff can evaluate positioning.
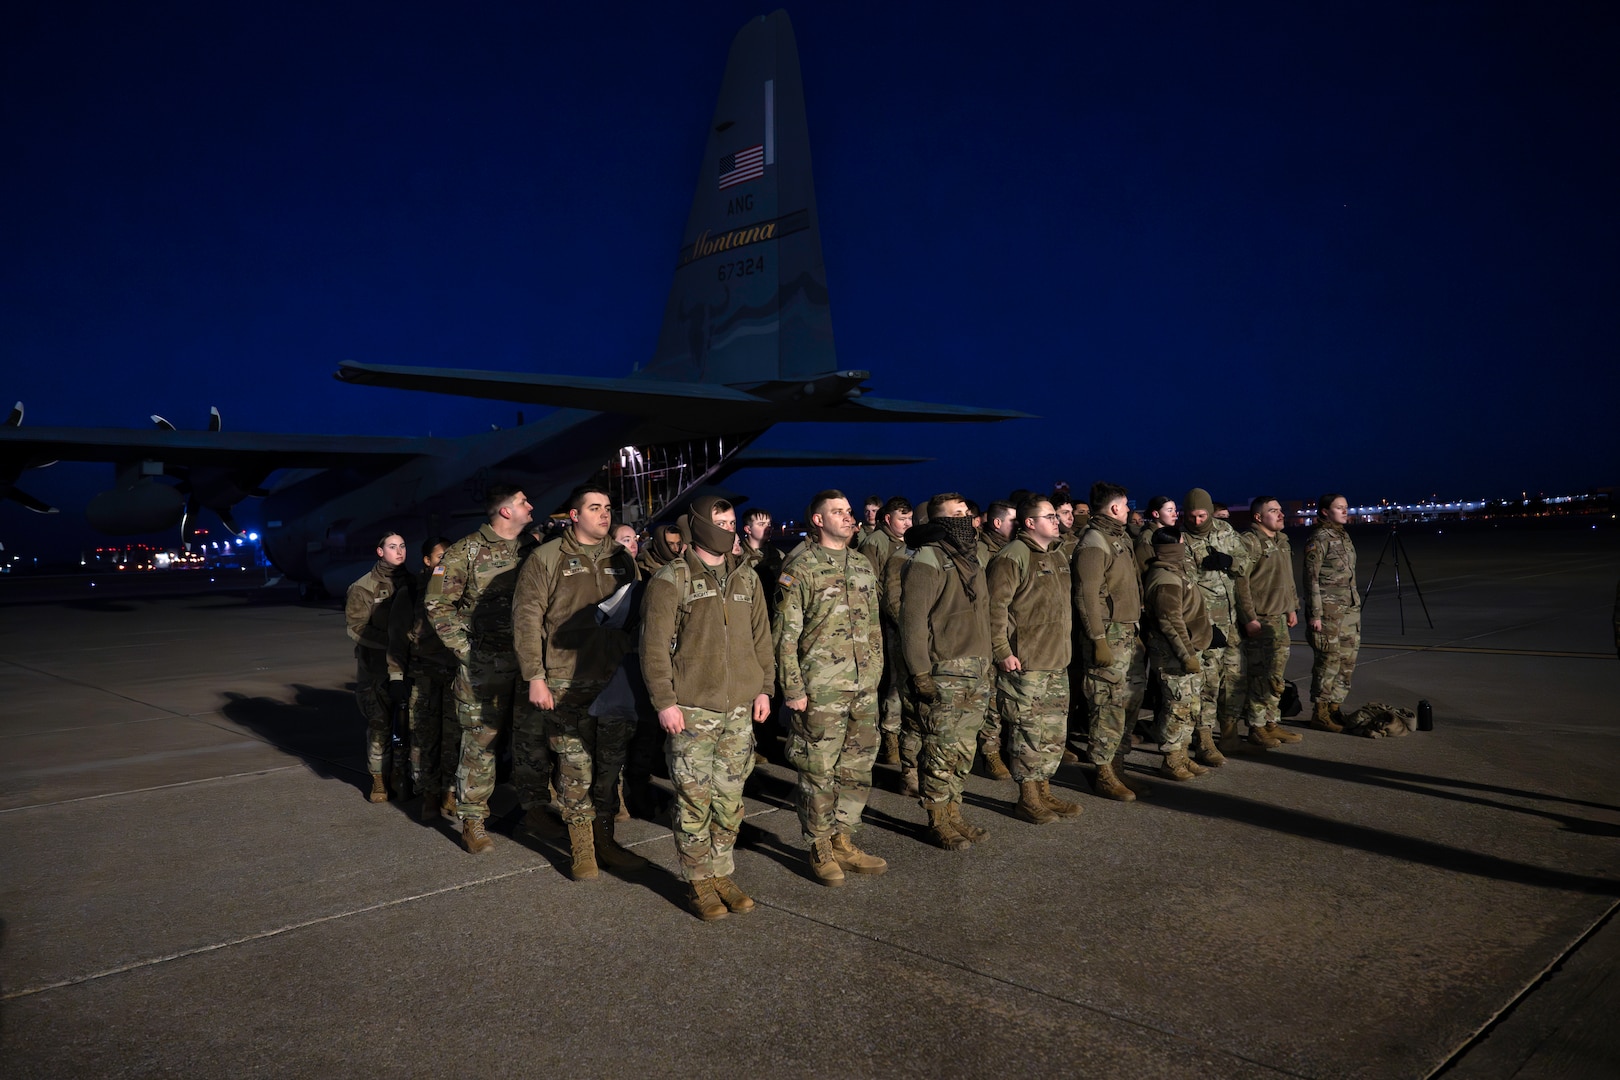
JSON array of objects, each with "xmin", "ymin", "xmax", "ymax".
[
  {"xmin": 775, "ymin": 490, "xmax": 887, "ymax": 885},
  {"xmin": 1181, "ymin": 487, "xmax": 1249, "ymax": 764},
  {"xmin": 1236, "ymin": 496, "xmax": 1303, "ymax": 748},
  {"xmin": 972, "ymin": 501, "xmax": 1018, "ymax": 781},
  {"xmin": 1073, "ymin": 482, "xmax": 1152, "ymax": 802},
  {"xmin": 1142, "ymin": 527, "xmax": 1216, "ymax": 781},
  {"xmin": 640, "ymin": 503, "xmax": 774, "ymax": 921},
  {"xmin": 987, "ymin": 497, "xmax": 1083, "ymax": 825},
  {"xmin": 424, "ymin": 485, "xmax": 541, "ymax": 854},
  {"xmin": 513, "ymin": 486, "xmax": 644, "ymax": 880},
  {"xmin": 345, "ymin": 532, "xmax": 410, "ymax": 803},
  {"xmin": 857, "ymin": 496, "xmax": 914, "ymax": 768},
  {"xmin": 901, "ymin": 493, "xmax": 994, "ymax": 850},
  {"xmin": 386, "ymin": 536, "xmax": 460, "ymax": 821},
  {"xmin": 1304, "ymin": 493, "xmax": 1360, "ymax": 732}
]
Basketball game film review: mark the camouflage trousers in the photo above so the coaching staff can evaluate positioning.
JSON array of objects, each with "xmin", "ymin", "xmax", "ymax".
[
  {"xmin": 1308, "ymin": 607, "xmax": 1360, "ymax": 705},
  {"xmin": 354, "ymin": 649, "xmax": 392, "ymax": 775},
  {"xmin": 919, "ymin": 656, "xmax": 992, "ymax": 805},
  {"xmin": 1082, "ymin": 622, "xmax": 1147, "ymax": 765},
  {"xmin": 545, "ymin": 681, "xmax": 632, "ymax": 826},
  {"xmin": 408, "ymin": 663, "xmax": 459, "ymax": 798},
  {"xmin": 1145, "ymin": 634, "xmax": 1202, "ymax": 753},
  {"xmin": 1195, "ymin": 638, "xmax": 1245, "ymax": 739},
  {"xmin": 881, "ymin": 621, "xmax": 923, "ymax": 770},
  {"xmin": 786, "ymin": 688, "xmax": 879, "ymax": 842},
  {"xmin": 665, "ymin": 703, "xmax": 756, "ymax": 881},
  {"xmin": 996, "ymin": 667, "xmax": 1069, "ymax": 782},
  {"xmin": 453, "ymin": 648, "xmax": 551, "ymax": 822},
  {"xmin": 1242, "ymin": 615, "xmax": 1291, "ymax": 728}
]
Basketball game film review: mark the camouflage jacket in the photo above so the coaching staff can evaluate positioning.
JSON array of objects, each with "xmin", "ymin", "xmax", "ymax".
[
  {"xmin": 424, "ymin": 523, "xmax": 535, "ymax": 660},
  {"xmin": 900, "ymin": 542, "xmax": 992, "ymax": 674},
  {"xmin": 1144, "ymin": 558, "xmax": 1212, "ymax": 663},
  {"xmin": 512, "ymin": 530, "xmax": 638, "ymax": 685},
  {"xmin": 1072, "ymin": 517, "xmax": 1142, "ymax": 638},
  {"xmin": 772, "ymin": 544, "xmax": 882, "ymax": 700},
  {"xmin": 1183, "ymin": 518, "xmax": 1250, "ymax": 629},
  {"xmin": 1236, "ymin": 526, "xmax": 1297, "ymax": 623},
  {"xmin": 345, "ymin": 560, "xmax": 409, "ymax": 676},
  {"xmin": 986, "ymin": 537, "xmax": 1072, "ymax": 671},
  {"xmin": 1303, "ymin": 523, "xmax": 1359, "ymax": 620},
  {"xmin": 389, "ymin": 566, "xmax": 452, "ymax": 673},
  {"xmin": 639, "ymin": 549, "xmax": 774, "ymax": 713}
]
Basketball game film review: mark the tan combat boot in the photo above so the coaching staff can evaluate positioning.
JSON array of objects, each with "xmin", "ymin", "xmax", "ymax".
[
  {"xmin": 949, "ymin": 801, "xmax": 989, "ymax": 843},
  {"xmin": 592, "ymin": 814, "xmax": 649, "ymax": 871},
  {"xmin": 1114, "ymin": 760, "xmax": 1153, "ymax": 797},
  {"xmin": 1309, "ymin": 701, "xmax": 1344, "ymax": 733},
  {"xmin": 1038, "ymin": 779, "xmax": 1083, "ymax": 818},
  {"xmin": 614, "ymin": 779, "xmax": 631, "ymax": 822},
  {"xmin": 566, "ymin": 820, "xmax": 599, "ymax": 881},
  {"xmin": 440, "ymin": 791, "xmax": 458, "ymax": 819},
  {"xmin": 1181, "ymin": 753, "xmax": 1209, "ymax": 776},
  {"xmin": 925, "ymin": 802, "xmax": 970, "ymax": 851},
  {"xmin": 1247, "ymin": 725, "xmax": 1281, "ymax": 748},
  {"xmin": 711, "ymin": 876, "xmax": 756, "ymax": 913},
  {"xmin": 978, "ymin": 739, "xmax": 1012, "ymax": 781},
  {"xmin": 1015, "ymin": 779, "xmax": 1057, "ymax": 824},
  {"xmin": 879, "ymin": 730, "xmax": 901, "ymax": 766},
  {"xmin": 688, "ymin": 878, "xmax": 728, "ymax": 921},
  {"xmin": 369, "ymin": 773, "xmax": 388, "ymax": 803},
  {"xmin": 830, "ymin": 832, "xmax": 888, "ymax": 875},
  {"xmin": 901, "ymin": 766, "xmax": 921, "ymax": 799},
  {"xmin": 1193, "ymin": 728, "xmax": 1226, "ymax": 767},
  {"xmin": 1092, "ymin": 762, "xmax": 1136, "ymax": 802},
  {"xmin": 462, "ymin": 817, "xmax": 494, "ymax": 855},
  {"xmin": 1328, "ymin": 702, "xmax": 1347, "ymax": 727},
  {"xmin": 809, "ymin": 836, "xmax": 846, "ymax": 886},
  {"xmin": 1266, "ymin": 722, "xmax": 1303, "ymax": 744},
  {"xmin": 1158, "ymin": 749, "xmax": 1199, "ymax": 781}
]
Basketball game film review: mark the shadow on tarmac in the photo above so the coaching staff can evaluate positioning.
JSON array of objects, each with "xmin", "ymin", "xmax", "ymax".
[
  {"xmin": 218, "ymin": 683, "xmax": 371, "ymax": 799},
  {"xmin": 1144, "ymin": 775, "xmax": 1620, "ymax": 896}
]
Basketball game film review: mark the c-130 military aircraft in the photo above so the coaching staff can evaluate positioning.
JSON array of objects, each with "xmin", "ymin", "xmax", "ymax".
[{"xmin": 0, "ymin": 11, "xmax": 1028, "ymax": 595}]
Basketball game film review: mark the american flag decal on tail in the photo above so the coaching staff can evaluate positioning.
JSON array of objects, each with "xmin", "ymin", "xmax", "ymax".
[{"xmin": 718, "ymin": 144, "xmax": 765, "ymax": 189}]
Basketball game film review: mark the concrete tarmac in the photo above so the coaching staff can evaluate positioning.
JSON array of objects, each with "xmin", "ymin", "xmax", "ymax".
[{"xmin": 2, "ymin": 522, "xmax": 1617, "ymax": 1078}]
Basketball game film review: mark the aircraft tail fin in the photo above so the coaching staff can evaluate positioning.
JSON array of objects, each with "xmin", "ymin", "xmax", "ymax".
[{"xmin": 641, "ymin": 10, "xmax": 836, "ymax": 387}]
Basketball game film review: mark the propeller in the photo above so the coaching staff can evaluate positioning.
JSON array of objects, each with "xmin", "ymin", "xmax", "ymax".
[{"xmin": 0, "ymin": 401, "xmax": 61, "ymax": 514}]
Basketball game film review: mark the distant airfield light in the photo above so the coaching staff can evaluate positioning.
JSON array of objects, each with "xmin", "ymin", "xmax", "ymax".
[{"xmin": 248, "ymin": 532, "xmax": 258, "ymax": 541}]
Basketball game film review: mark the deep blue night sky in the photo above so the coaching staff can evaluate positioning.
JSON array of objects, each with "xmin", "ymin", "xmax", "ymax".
[{"xmin": 3, "ymin": 2, "xmax": 1616, "ymax": 552}]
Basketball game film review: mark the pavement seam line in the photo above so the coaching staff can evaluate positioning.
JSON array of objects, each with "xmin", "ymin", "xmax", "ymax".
[
  {"xmin": 749, "ymin": 900, "xmax": 1313, "ymax": 1079},
  {"xmin": 0, "ymin": 865, "xmax": 546, "ymax": 1002},
  {"xmin": 0, "ymin": 656, "xmax": 191, "ymax": 719},
  {"xmin": 0, "ymin": 765, "xmax": 305, "ymax": 814},
  {"xmin": 1424, "ymin": 897, "xmax": 1620, "ymax": 1079}
]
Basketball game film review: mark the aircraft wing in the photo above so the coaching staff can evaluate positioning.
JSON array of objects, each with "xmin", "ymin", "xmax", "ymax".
[
  {"xmin": 336, "ymin": 362, "xmax": 772, "ymax": 413},
  {"xmin": 820, "ymin": 395, "xmax": 1038, "ymax": 423},
  {"xmin": 729, "ymin": 448, "xmax": 932, "ymax": 468},
  {"xmin": 0, "ymin": 426, "xmax": 434, "ymax": 469}
]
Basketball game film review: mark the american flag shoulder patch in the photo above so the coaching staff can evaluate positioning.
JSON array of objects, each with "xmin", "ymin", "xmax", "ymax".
[{"xmin": 718, "ymin": 144, "xmax": 765, "ymax": 189}]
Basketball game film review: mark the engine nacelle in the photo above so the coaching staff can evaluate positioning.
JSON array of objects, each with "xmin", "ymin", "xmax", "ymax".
[{"xmin": 86, "ymin": 482, "xmax": 186, "ymax": 535}]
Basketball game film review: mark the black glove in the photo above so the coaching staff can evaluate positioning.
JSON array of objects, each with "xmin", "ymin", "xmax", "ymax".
[
  {"xmin": 911, "ymin": 673, "xmax": 941, "ymax": 704},
  {"xmin": 387, "ymin": 679, "xmax": 409, "ymax": 707},
  {"xmin": 1201, "ymin": 551, "xmax": 1234, "ymax": 572},
  {"xmin": 1209, "ymin": 626, "xmax": 1227, "ymax": 649}
]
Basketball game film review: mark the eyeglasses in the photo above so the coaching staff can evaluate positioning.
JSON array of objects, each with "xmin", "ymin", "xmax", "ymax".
[{"xmin": 1035, "ymin": 514, "xmax": 1060, "ymax": 522}]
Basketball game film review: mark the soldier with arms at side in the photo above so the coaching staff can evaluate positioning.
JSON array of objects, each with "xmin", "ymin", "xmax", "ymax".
[
  {"xmin": 425, "ymin": 485, "xmax": 542, "ymax": 854},
  {"xmin": 987, "ymin": 497, "xmax": 1083, "ymax": 825},
  {"xmin": 640, "ymin": 500, "xmax": 774, "ymax": 921},
  {"xmin": 513, "ymin": 485, "xmax": 644, "ymax": 880},
  {"xmin": 901, "ymin": 492, "xmax": 995, "ymax": 850},
  {"xmin": 775, "ymin": 490, "xmax": 887, "ymax": 886},
  {"xmin": 387, "ymin": 535, "xmax": 461, "ymax": 820},
  {"xmin": 1142, "ymin": 527, "xmax": 1216, "ymax": 781},
  {"xmin": 858, "ymin": 496, "xmax": 914, "ymax": 769},
  {"xmin": 1073, "ymin": 482, "xmax": 1152, "ymax": 802},
  {"xmin": 1304, "ymin": 493, "xmax": 1360, "ymax": 733},
  {"xmin": 346, "ymin": 532, "xmax": 411, "ymax": 803},
  {"xmin": 1236, "ymin": 496, "xmax": 1303, "ymax": 748}
]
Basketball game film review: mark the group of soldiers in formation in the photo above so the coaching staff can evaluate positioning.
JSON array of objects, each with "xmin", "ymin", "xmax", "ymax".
[{"xmin": 346, "ymin": 479, "xmax": 1363, "ymax": 921}]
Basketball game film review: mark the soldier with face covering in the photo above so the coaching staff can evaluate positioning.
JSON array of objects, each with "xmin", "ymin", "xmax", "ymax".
[
  {"xmin": 901, "ymin": 493, "xmax": 995, "ymax": 850},
  {"xmin": 1179, "ymin": 487, "xmax": 1250, "ymax": 764}
]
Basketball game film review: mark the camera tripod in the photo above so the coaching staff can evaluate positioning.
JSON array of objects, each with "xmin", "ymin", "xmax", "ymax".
[{"xmin": 1361, "ymin": 519, "xmax": 1433, "ymax": 634}]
